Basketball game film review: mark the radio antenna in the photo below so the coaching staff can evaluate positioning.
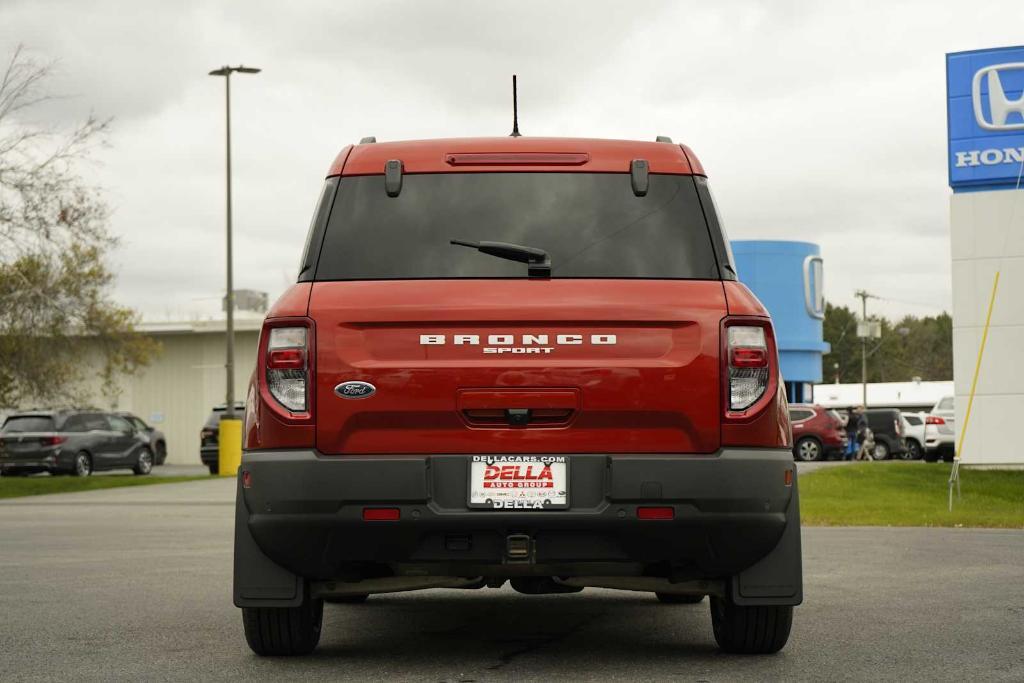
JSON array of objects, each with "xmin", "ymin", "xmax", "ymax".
[{"xmin": 510, "ymin": 74, "xmax": 521, "ymax": 137}]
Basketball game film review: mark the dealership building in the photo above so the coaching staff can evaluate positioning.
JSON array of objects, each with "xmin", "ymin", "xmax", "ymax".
[{"xmin": 946, "ymin": 46, "xmax": 1024, "ymax": 466}]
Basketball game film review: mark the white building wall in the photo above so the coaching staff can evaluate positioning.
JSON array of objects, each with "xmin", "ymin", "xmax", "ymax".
[
  {"xmin": 950, "ymin": 190, "xmax": 1024, "ymax": 465},
  {"xmin": 111, "ymin": 322, "xmax": 260, "ymax": 466}
]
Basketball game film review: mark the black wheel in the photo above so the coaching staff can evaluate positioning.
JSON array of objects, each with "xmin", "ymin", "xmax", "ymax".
[
  {"xmin": 872, "ymin": 440, "xmax": 890, "ymax": 460},
  {"xmin": 793, "ymin": 437, "xmax": 824, "ymax": 462},
  {"xmin": 73, "ymin": 452, "xmax": 92, "ymax": 477},
  {"xmin": 133, "ymin": 448, "xmax": 154, "ymax": 476},
  {"xmin": 923, "ymin": 449, "xmax": 938, "ymax": 463},
  {"xmin": 656, "ymin": 592, "xmax": 704, "ymax": 604},
  {"xmin": 710, "ymin": 597, "xmax": 793, "ymax": 654},
  {"xmin": 942, "ymin": 451, "xmax": 955, "ymax": 463},
  {"xmin": 242, "ymin": 598, "xmax": 323, "ymax": 656},
  {"xmin": 208, "ymin": 463, "xmax": 219, "ymax": 475},
  {"xmin": 324, "ymin": 594, "xmax": 369, "ymax": 604},
  {"xmin": 903, "ymin": 439, "xmax": 922, "ymax": 460}
]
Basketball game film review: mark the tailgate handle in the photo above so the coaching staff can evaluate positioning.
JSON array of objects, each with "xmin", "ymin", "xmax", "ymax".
[{"xmin": 458, "ymin": 389, "xmax": 579, "ymax": 428}]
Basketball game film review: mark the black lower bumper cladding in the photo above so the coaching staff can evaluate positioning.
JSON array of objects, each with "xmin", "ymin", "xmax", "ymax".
[{"xmin": 234, "ymin": 449, "xmax": 802, "ymax": 609}]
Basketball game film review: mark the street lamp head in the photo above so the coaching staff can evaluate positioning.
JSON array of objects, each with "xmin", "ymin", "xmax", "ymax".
[{"xmin": 208, "ymin": 65, "xmax": 262, "ymax": 77}]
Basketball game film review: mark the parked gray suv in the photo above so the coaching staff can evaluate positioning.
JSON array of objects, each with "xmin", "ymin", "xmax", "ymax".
[{"xmin": 0, "ymin": 410, "xmax": 155, "ymax": 477}]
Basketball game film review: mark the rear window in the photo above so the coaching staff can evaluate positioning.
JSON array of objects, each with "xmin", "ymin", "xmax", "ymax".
[
  {"xmin": 789, "ymin": 408, "xmax": 814, "ymax": 422},
  {"xmin": 314, "ymin": 173, "xmax": 720, "ymax": 280},
  {"xmin": 2, "ymin": 416, "xmax": 55, "ymax": 432}
]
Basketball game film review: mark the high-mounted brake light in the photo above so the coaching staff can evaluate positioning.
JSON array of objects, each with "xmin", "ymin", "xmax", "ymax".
[
  {"xmin": 444, "ymin": 152, "xmax": 590, "ymax": 166},
  {"xmin": 265, "ymin": 326, "xmax": 309, "ymax": 412}
]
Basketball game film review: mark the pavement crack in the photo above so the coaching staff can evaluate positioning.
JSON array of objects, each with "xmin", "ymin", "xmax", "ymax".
[{"xmin": 485, "ymin": 613, "xmax": 604, "ymax": 671}]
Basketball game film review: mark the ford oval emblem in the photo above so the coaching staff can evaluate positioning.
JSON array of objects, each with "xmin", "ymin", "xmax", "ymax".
[{"xmin": 334, "ymin": 381, "xmax": 376, "ymax": 399}]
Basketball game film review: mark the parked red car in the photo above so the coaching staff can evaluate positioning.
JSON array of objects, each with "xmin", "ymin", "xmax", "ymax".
[
  {"xmin": 233, "ymin": 136, "xmax": 801, "ymax": 657},
  {"xmin": 789, "ymin": 403, "xmax": 847, "ymax": 461}
]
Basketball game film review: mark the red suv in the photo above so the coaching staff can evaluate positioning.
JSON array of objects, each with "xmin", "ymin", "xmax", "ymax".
[
  {"xmin": 789, "ymin": 404, "xmax": 847, "ymax": 461},
  {"xmin": 233, "ymin": 136, "xmax": 801, "ymax": 656}
]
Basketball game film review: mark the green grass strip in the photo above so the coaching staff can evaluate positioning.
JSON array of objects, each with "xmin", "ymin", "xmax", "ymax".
[
  {"xmin": 800, "ymin": 462, "xmax": 1024, "ymax": 528},
  {"xmin": 0, "ymin": 475, "xmax": 211, "ymax": 499}
]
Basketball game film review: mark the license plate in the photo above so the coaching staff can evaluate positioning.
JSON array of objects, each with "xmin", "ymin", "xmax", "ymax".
[{"xmin": 469, "ymin": 456, "xmax": 568, "ymax": 510}]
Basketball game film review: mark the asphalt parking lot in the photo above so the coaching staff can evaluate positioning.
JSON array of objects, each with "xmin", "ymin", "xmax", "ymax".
[{"xmin": 1, "ymin": 475, "xmax": 1022, "ymax": 682}]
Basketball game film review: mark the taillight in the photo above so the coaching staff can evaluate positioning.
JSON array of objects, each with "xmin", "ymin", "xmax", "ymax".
[
  {"xmin": 926, "ymin": 416, "xmax": 946, "ymax": 425},
  {"xmin": 266, "ymin": 326, "xmax": 309, "ymax": 412},
  {"xmin": 726, "ymin": 324, "xmax": 770, "ymax": 411},
  {"xmin": 41, "ymin": 435, "xmax": 67, "ymax": 446}
]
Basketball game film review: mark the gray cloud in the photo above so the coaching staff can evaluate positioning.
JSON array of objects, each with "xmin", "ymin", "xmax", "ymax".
[{"xmin": 2, "ymin": 0, "xmax": 1016, "ymax": 322}]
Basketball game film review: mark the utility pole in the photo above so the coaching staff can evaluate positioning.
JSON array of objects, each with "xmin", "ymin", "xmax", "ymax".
[{"xmin": 854, "ymin": 290, "xmax": 875, "ymax": 407}]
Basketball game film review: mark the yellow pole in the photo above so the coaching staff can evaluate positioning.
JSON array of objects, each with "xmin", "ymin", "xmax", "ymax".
[
  {"xmin": 218, "ymin": 418, "xmax": 243, "ymax": 477},
  {"xmin": 955, "ymin": 270, "xmax": 1000, "ymax": 462}
]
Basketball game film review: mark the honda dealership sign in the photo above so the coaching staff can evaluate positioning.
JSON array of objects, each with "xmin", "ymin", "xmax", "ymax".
[
  {"xmin": 947, "ymin": 46, "xmax": 1024, "ymax": 190},
  {"xmin": 946, "ymin": 45, "xmax": 1024, "ymax": 466}
]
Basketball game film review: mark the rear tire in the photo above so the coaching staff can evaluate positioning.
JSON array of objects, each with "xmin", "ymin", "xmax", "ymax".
[
  {"xmin": 903, "ymin": 439, "xmax": 922, "ymax": 460},
  {"xmin": 656, "ymin": 592, "xmax": 704, "ymax": 604},
  {"xmin": 208, "ymin": 463, "xmax": 219, "ymax": 475},
  {"xmin": 242, "ymin": 598, "xmax": 323, "ymax": 656},
  {"xmin": 710, "ymin": 597, "xmax": 793, "ymax": 654},
  {"xmin": 872, "ymin": 440, "xmax": 890, "ymax": 460},
  {"xmin": 133, "ymin": 449, "xmax": 154, "ymax": 476},
  {"xmin": 794, "ymin": 437, "xmax": 824, "ymax": 462},
  {"xmin": 73, "ymin": 452, "xmax": 92, "ymax": 477},
  {"xmin": 324, "ymin": 594, "xmax": 369, "ymax": 604},
  {"xmin": 923, "ymin": 450, "xmax": 938, "ymax": 463}
]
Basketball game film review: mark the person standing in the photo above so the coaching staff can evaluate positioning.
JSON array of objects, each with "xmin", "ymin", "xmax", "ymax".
[{"xmin": 844, "ymin": 407, "xmax": 859, "ymax": 460}]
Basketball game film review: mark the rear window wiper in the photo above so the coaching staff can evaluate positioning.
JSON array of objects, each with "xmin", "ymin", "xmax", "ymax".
[{"xmin": 449, "ymin": 239, "xmax": 551, "ymax": 277}]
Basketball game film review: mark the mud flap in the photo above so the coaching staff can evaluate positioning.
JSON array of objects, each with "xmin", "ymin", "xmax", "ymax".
[
  {"xmin": 233, "ymin": 477, "xmax": 304, "ymax": 608},
  {"xmin": 729, "ymin": 476, "xmax": 803, "ymax": 606}
]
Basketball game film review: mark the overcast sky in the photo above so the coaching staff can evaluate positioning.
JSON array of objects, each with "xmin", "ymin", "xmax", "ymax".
[{"xmin": 2, "ymin": 0, "xmax": 1020, "ymax": 321}]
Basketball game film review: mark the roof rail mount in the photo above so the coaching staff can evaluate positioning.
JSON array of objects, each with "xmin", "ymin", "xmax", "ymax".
[
  {"xmin": 360, "ymin": 136, "xmax": 377, "ymax": 144},
  {"xmin": 384, "ymin": 159, "xmax": 403, "ymax": 197},
  {"xmin": 655, "ymin": 135, "xmax": 673, "ymax": 143},
  {"xmin": 630, "ymin": 159, "xmax": 649, "ymax": 197}
]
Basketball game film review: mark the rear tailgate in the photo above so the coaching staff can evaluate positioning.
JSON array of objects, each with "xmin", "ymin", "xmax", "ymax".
[
  {"xmin": 0, "ymin": 433, "xmax": 55, "ymax": 461},
  {"xmin": 311, "ymin": 279, "xmax": 726, "ymax": 454}
]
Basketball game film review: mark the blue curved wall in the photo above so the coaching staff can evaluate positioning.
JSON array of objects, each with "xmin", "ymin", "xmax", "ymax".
[{"xmin": 732, "ymin": 240, "xmax": 829, "ymax": 403}]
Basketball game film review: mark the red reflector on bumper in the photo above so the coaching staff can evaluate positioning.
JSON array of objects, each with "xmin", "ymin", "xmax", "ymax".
[
  {"xmin": 363, "ymin": 507, "xmax": 400, "ymax": 521},
  {"xmin": 241, "ymin": 470, "xmax": 252, "ymax": 489},
  {"xmin": 637, "ymin": 506, "xmax": 674, "ymax": 520}
]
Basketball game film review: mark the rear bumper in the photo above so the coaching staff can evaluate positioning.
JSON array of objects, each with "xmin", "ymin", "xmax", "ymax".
[
  {"xmin": 234, "ymin": 448, "xmax": 802, "ymax": 608},
  {"xmin": 0, "ymin": 454, "xmax": 61, "ymax": 473}
]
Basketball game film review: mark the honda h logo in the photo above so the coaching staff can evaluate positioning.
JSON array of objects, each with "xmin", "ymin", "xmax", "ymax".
[{"xmin": 972, "ymin": 63, "xmax": 1024, "ymax": 131}]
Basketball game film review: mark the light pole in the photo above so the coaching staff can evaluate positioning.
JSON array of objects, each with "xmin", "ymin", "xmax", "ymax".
[{"xmin": 209, "ymin": 65, "xmax": 260, "ymax": 420}]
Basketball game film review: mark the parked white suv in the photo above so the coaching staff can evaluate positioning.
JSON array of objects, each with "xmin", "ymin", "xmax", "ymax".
[
  {"xmin": 923, "ymin": 396, "xmax": 955, "ymax": 462},
  {"xmin": 900, "ymin": 412, "xmax": 926, "ymax": 460}
]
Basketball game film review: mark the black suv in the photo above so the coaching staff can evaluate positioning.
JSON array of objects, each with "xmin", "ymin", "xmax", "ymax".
[
  {"xmin": 0, "ymin": 410, "xmax": 155, "ymax": 477},
  {"xmin": 864, "ymin": 408, "xmax": 908, "ymax": 460},
  {"xmin": 200, "ymin": 403, "xmax": 245, "ymax": 475}
]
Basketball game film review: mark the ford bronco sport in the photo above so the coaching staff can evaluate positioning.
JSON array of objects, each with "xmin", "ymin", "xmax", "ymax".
[{"xmin": 234, "ymin": 136, "xmax": 801, "ymax": 656}]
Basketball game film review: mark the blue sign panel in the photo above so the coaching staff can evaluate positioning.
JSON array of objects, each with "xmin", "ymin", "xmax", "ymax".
[{"xmin": 947, "ymin": 46, "xmax": 1024, "ymax": 191}]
